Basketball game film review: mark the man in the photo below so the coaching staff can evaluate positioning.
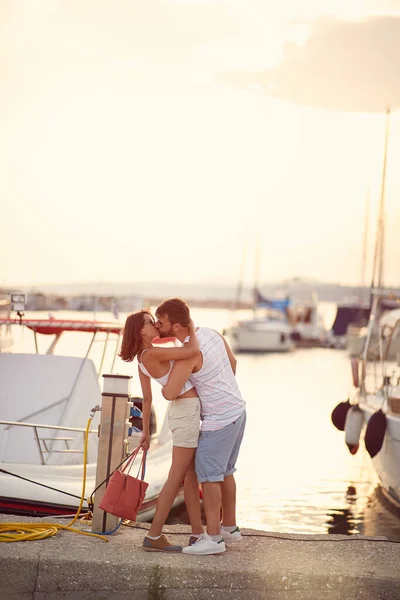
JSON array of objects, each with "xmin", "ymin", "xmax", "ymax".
[{"xmin": 155, "ymin": 298, "xmax": 246, "ymax": 556}]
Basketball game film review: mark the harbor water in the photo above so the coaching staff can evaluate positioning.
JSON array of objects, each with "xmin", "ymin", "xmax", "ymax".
[{"xmin": 9, "ymin": 304, "xmax": 400, "ymax": 541}]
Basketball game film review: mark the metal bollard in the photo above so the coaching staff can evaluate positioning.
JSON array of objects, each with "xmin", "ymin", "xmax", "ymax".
[{"xmin": 92, "ymin": 374, "xmax": 132, "ymax": 534}]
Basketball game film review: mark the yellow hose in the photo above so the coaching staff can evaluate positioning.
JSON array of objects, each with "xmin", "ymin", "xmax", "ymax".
[{"xmin": 0, "ymin": 416, "xmax": 108, "ymax": 543}]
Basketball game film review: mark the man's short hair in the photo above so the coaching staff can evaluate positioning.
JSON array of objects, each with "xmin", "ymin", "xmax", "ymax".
[{"xmin": 156, "ymin": 298, "xmax": 190, "ymax": 327}]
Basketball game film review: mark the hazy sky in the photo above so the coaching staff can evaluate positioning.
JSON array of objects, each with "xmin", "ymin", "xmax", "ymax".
[{"xmin": 1, "ymin": 0, "xmax": 400, "ymax": 290}]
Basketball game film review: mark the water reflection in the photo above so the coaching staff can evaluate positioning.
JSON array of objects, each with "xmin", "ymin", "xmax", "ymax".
[
  {"xmin": 326, "ymin": 485, "xmax": 359, "ymax": 535},
  {"xmin": 359, "ymin": 486, "xmax": 400, "ymax": 540}
]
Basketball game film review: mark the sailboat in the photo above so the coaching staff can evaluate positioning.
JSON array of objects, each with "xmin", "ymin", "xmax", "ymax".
[
  {"xmin": 225, "ymin": 225, "xmax": 294, "ymax": 353},
  {"xmin": 334, "ymin": 108, "xmax": 400, "ymax": 509},
  {"xmin": 346, "ymin": 110, "xmax": 399, "ymax": 357},
  {"xmin": 324, "ymin": 195, "xmax": 372, "ymax": 351}
]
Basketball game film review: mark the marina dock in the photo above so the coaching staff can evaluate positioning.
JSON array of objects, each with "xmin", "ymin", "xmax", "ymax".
[{"xmin": 1, "ymin": 516, "xmax": 399, "ymax": 599}]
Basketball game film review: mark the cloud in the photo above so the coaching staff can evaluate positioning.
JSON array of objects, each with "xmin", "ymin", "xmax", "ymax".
[
  {"xmin": 0, "ymin": 0, "xmax": 252, "ymax": 133},
  {"xmin": 367, "ymin": 0, "xmax": 400, "ymax": 13},
  {"xmin": 0, "ymin": 0, "xmax": 250, "ymax": 74},
  {"xmin": 220, "ymin": 16, "xmax": 400, "ymax": 112}
]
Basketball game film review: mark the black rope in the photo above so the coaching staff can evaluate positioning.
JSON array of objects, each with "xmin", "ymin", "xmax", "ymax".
[
  {"xmin": 0, "ymin": 447, "xmax": 141, "ymax": 510},
  {"xmin": 0, "ymin": 468, "xmax": 82, "ymax": 500},
  {"xmin": 122, "ymin": 522, "xmax": 400, "ymax": 544}
]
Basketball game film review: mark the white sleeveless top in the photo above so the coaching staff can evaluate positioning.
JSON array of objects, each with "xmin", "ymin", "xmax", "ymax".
[
  {"xmin": 138, "ymin": 350, "xmax": 194, "ymax": 396},
  {"xmin": 187, "ymin": 327, "xmax": 245, "ymax": 431}
]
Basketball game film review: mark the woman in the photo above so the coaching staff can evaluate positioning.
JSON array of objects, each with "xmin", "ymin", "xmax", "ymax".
[{"xmin": 119, "ymin": 309, "xmax": 203, "ymax": 552}]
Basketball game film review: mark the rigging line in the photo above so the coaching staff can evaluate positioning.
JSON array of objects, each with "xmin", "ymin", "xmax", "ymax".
[{"xmin": 0, "ymin": 468, "xmax": 82, "ymax": 500}]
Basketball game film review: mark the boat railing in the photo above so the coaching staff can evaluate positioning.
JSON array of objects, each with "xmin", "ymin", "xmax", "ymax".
[{"xmin": 0, "ymin": 420, "xmax": 98, "ymax": 465}]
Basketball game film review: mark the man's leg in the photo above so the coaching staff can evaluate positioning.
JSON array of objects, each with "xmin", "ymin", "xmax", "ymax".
[
  {"xmin": 220, "ymin": 473, "xmax": 236, "ymax": 527},
  {"xmin": 182, "ymin": 427, "xmax": 227, "ymax": 554},
  {"xmin": 219, "ymin": 411, "xmax": 246, "ymax": 543},
  {"xmin": 201, "ymin": 481, "xmax": 222, "ymax": 536}
]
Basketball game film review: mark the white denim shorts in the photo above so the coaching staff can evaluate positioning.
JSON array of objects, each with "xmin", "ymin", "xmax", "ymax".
[{"xmin": 168, "ymin": 397, "xmax": 200, "ymax": 448}]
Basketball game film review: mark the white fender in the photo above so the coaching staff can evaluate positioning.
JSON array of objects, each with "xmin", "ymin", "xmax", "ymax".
[{"xmin": 344, "ymin": 404, "xmax": 364, "ymax": 454}]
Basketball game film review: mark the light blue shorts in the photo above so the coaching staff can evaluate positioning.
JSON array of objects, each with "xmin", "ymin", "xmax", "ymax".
[{"xmin": 195, "ymin": 411, "xmax": 246, "ymax": 483}]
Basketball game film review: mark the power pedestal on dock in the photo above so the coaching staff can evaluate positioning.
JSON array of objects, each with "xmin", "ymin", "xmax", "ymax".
[{"xmin": 92, "ymin": 374, "xmax": 132, "ymax": 534}]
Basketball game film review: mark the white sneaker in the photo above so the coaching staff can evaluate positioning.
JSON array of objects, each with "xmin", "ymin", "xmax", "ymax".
[
  {"xmin": 221, "ymin": 526, "xmax": 242, "ymax": 543},
  {"xmin": 182, "ymin": 532, "xmax": 226, "ymax": 555}
]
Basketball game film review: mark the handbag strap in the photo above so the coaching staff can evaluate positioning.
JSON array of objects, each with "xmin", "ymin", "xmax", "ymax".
[
  {"xmin": 88, "ymin": 445, "xmax": 145, "ymax": 509},
  {"xmin": 121, "ymin": 445, "xmax": 141, "ymax": 473},
  {"xmin": 125, "ymin": 448, "xmax": 147, "ymax": 481}
]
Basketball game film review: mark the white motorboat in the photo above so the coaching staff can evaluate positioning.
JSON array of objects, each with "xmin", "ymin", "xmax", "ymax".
[
  {"xmin": 226, "ymin": 291, "xmax": 294, "ymax": 353},
  {"xmin": 227, "ymin": 314, "xmax": 293, "ymax": 353},
  {"xmin": 289, "ymin": 294, "xmax": 326, "ymax": 347},
  {"xmin": 227, "ymin": 286, "xmax": 325, "ymax": 352},
  {"xmin": 345, "ymin": 291, "xmax": 400, "ymax": 508},
  {"xmin": 0, "ymin": 315, "xmax": 181, "ymax": 520}
]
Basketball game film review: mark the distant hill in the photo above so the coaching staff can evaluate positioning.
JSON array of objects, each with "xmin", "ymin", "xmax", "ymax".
[{"xmin": 6, "ymin": 280, "xmax": 396, "ymax": 304}]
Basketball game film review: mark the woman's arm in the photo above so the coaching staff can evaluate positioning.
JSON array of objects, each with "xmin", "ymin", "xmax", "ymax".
[
  {"xmin": 145, "ymin": 319, "xmax": 200, "ymax": 362},
  {"xmin": 138, "ymin": 366, "xmax": 153, "ymax": 450},
  {"xmin": 162, "ymin": 356, "xmax": 197, "ymax": 400}
]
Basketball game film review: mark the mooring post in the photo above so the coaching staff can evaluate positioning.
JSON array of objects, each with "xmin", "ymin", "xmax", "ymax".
[{"xmin": 92, "ymin": 374, "xmax": 131, "ymax": 534}]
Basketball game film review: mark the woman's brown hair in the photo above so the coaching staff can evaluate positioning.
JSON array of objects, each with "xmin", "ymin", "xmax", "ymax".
[{"xmin": 119, "ymin": 309, "xmax": 153, "ymax": 362}]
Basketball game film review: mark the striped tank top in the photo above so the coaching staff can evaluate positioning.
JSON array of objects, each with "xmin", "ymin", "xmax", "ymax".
[{"xmin": 188, "ymin": 327, "xmax": 245, "ymax": 431}]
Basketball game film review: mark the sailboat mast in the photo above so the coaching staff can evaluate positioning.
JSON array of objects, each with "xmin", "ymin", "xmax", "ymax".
[
  {"xmin": 253, "ymin": 218, "xmax": 261, "ymax": 311},
  {"xmin": 377, "ymin": 107, "xmax": 390, "ymax": 288},
  {"xmin": 232, "ymin": 229, "xmax": 248, "ymax": 311},
  {"xmin": 371, "ymin": 107, "xmax": 390, "ymax": 292},
  {"xmin": 360, "ymin": 190, "xmax": 369, "ymax": 302}
]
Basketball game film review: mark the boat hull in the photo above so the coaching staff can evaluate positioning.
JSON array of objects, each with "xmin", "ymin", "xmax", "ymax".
[
  {"xmin": 359, "ymin": 394, "xmax": 400, "ymax": 507},
  {"xmin": 0, "ymin": 441, "xmax": 184, "ymax": 522},
  {"xmin": 0, "ymin": 489, "xmax": 184, "ymax": 522},
  {"xmin": 227, "ymin": 321, "xmax": 294, "ymax": 353}
]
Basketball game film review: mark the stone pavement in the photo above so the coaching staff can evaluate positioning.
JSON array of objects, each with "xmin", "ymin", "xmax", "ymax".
[{"xmin": 0, "ymin": 515, "xmax": 399, "ymax": 599}]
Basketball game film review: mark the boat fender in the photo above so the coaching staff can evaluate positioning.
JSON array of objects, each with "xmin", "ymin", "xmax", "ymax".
[
  {"xmin": 344, "ymin": 404, "xmax": 364, "ymax": 454},
  {"xmin": 364, "ymin": 409, "xmax": 387, "ymax": 458},
  {"xmin": 331, "ymin": 398, "xmax": 351, "ymax": 431}
]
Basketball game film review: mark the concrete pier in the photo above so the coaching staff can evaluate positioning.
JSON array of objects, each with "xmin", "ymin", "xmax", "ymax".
[{"xmin": 0, "ymin": 515, "xmax": 399, "ymax": 600}]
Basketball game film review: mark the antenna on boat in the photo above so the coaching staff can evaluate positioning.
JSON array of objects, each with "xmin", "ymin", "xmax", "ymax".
[
  {"xmin": 371, "ymin": 106, "xmax": 391, "ymax": 295},
  {"xmin": 253, "ymin": 207, "xmax": 262, "ymax": 312},
  {"xmin": 10, "ymin": 292, "xmax": 26, "ymax": 324},
  {"xmin": 359, "ymin": 189, "xmax": 369, "ymax": 304},
  {"xmin": 232, "ymin": 228, "xmax": 248, "ymax": 312}
]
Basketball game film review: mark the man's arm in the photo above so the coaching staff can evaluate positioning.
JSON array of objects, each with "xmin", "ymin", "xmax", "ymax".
[
  {"xmin": 162, "ymin": 357, "xmax": 198, "ymax": 400},
  {"xmin": 217, "ymin": 332, "xmax": 237, "ymax": 374}
]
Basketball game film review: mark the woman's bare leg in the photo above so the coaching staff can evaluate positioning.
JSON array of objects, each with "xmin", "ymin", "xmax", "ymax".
[
  {"xmin": 148, "ymin": 446, "xmax": 195, "ymax": 537},
  {"xmin": 184, "ymin": 457, "xmax": 203, "ymax": 535}
]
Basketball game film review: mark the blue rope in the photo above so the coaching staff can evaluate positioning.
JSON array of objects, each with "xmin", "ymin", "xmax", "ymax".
[{"xmin": 83, "ymin": 519, "xmax": 122, "ymax": 536}]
